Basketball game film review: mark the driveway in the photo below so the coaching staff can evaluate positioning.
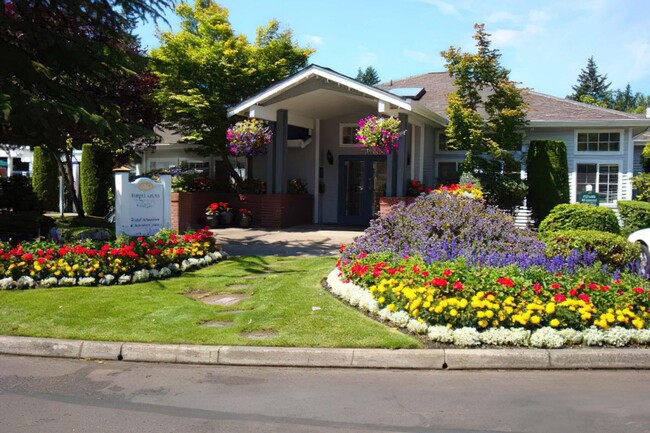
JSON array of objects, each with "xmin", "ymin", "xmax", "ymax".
[{"xmin": 213, "ymin": 225, "xmax": 364, "ymax": 256}]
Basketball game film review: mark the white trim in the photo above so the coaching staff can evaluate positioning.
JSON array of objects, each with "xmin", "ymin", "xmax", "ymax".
[
  {"xmin": 339, "ymin": 123, "xmax": 359, "ymax": 148},
  {"xmin": 313, "ymin": 119, "xmax": 320, "ymax": 224},
  {"xmin": 418, "ymin": 125, "xmax": 424, "ymax": 181},
  {"xmin": 573, "ymin": 129, "xmax": 624, "ymax": 156},
  {"xmin": 572, "ymin": 159, "xmax": 623, "ymax": 205},
  {"xmin": 530, "ymin": 120, "xmax": 650, "ymax": 128},
  {"xmin": 410, "ymin": 124, "xmax": 415, "ymax": 180},
  {"xmin": 435, "ymin": 130, "xmax": 465, "ymax": 155},
  {"xmin": 627, "ymin": 127, "xmax": 634, "ymax": 201},
  {"xmin": 435, "ymin": 158, "xmax": 464, "ymax": 183}
]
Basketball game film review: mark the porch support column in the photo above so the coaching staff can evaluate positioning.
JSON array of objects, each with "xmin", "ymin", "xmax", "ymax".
[
  {"xmin": 395, "ymin": 112, "xmax": 409, "ymax": 197},
  {"xmin": 274, "ymin": 109, "xmax": 288, "ymax": 194},
  {"xmin": 386, "ymin": 152, "xmax": 397, "ymax": 197},
  {"xmin": 266, "ymin": 122, "xmax": 276, "ymax": 193},
  {"xmin": 313, "ymin": 118, "xmax": 320, "ymax": 224}
]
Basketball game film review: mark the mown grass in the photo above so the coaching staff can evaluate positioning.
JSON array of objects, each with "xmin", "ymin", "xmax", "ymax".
[{"xmin": 0, "ymin": 256, "xmax": 419, "ymax": 349}]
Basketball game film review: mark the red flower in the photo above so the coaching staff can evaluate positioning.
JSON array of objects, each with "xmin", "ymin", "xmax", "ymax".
[
  {"xmin": 453, "ymin": 281, "xmax": 463, "ymax": 290},
  {"xmin": 412, "ymin": 265, "xmax": 420, "ymax": 274},
  {"xmin": 357, "ymin": 252, "xmax": 367, "ymax": 259},
  {"xmin": 578, "ymin": 293, "xmax": 591, "ymax": 303},
  {"xmin": 339, "ymin": 244, "xmax": 346, "ymax": 253},
  {"xmin": 431, "ymin": 277, "xmax": 448, "ymax": 287},
  {"xmin": 497, "ymin": 277, "xmax": 515, "ymax": 288},
  {"xmin": 554, "ymin": 294, "xmax": 566, "ymax": 302},
  {"xmin": 588, "ymin": 283, "xmax": 598, "ymax": 290},
  {"xmin": 421, "ymin": 271, "xmax": 429, "ymax": 277},
  {"xmin": 533, "ymin": 283, "xmax": 542, "ymax": 295},
  {"xmin": 551, "ymin": 283, "xmax": 560, "ymax": 290},
  {"xmin": 600, "ymin": 285, "xmax": 610, "ymax": 291},
  {"xmin": 633, "ymin": 287, "xmax": 645, "ymax": 294},
  {"xmin": 386, "ymin": 268, "xmax": 397, "ymax": 275},
  {"xmin": 442, "ymin": 269, "xmax": 453, "ymax": 278},
  {"xmin": 568, "ymin": 289, "xmax": 578, "ymax": 297},
  {"xmin": 21, "ymin": 253, "xmax": 33, "ymax": 261}
]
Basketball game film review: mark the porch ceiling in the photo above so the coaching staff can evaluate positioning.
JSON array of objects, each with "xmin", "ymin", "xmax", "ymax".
[{"xmin": 261, "ymin": 87, "xmax": 377, "ymax": 120}]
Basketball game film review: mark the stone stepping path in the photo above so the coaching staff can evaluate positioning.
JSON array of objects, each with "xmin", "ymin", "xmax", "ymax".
[
  {"xmin": 200, "ymin": 320, "xmax": 233, "ymax": 328},
  {"xmin": 186, "ymin": 291, "xmax": 252, "ymax": 306}
]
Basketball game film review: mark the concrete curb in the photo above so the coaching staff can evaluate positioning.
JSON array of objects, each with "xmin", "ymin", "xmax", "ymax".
[{"xmin": 1, "ymin": 336, "xmax": 648, "ymax": 369}]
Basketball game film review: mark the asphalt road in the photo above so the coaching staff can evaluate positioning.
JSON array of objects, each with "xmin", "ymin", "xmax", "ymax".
[{"xmin": 0, "ymin": 355, "xmax": 648, "ymax": 433}]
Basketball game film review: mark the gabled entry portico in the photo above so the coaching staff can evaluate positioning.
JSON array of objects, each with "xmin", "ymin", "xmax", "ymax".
[{"xmin": 228, "ymin": 65, "xmax": 446, "ymax": 226}]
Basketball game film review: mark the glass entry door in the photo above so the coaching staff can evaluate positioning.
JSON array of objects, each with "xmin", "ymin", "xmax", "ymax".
[{"xmin": 338, "ymin": 155, "xmax": 386, "ymax": 226}]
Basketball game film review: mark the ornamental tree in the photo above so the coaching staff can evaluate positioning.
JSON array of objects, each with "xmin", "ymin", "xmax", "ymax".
[
  {"xmin": 1, "ymin": 0, "xmax": 170, "ymax": 216},
  {"xmin": 568, "ymin": 56, "xmax": 612, "ymax": 106},
  {"xmin": 441, "ymin": 24, "xmax": 528, "ymax": 210},
  {"xmin": 356, "ymin": 66, "xmax": 380, "ymax": 86},
  {"xmin": 149, "ymin": 1, "xmax": 313, "ymax": 188}
]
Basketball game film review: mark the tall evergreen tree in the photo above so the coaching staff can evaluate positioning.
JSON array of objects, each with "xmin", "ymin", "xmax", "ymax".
[
  {"xmin": 568, "ymin": 56, "xmax": 611, "ymax": 105},
  {"xmin": 441, "ymin": 24, "xmax": 528, "ymax": 210},
  {"xmin": 613, "ymin": 83, "xmax": 635, "ymax": 112},
  {"xmin": 356, "ymin": 66, "xmax": 380, "ymax": 86}
]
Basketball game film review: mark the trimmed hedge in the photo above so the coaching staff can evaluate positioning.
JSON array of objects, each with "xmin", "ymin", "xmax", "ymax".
[
  {"xmin": 80, "ymin": 143, "xmax": 112, "ymax": 216},
  {"xmin": 538, "ymin": 203, "xmax": 620, "ymax": 235},
  {"xmin": 544, "ymin": 229, "xmax": 640, "ymax": 271},
  {"xmin": 526, "ymin": 140, "xmax": 569, "ymax": 223},
  {"xmin": 31, "ymin": 146, "xmax": 59, "ymax": 210},
  {"xmin": 618, "ymin": 200, "xmax": 650, "ymax": 236}
]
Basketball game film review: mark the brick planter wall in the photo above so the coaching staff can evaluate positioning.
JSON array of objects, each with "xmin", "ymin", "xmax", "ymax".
[
  {"xmin": 171, "ymin": 192, "xmax": 313, "ymax": 230},
  {"xmin": 378, "ymin": 197, "xmax": 416, "ymax": 218}
]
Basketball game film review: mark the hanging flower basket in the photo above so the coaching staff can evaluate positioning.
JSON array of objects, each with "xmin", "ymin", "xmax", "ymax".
[
  {"xmin": 355, "ymin": 115, "xmax": 404, "ymax": 154},
  {"xmin": 226, "ymin": 118, "xmax": 272, "ymax": 157}
]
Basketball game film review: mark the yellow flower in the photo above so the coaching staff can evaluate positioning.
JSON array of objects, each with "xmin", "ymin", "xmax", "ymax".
[
  {"xmin": 478, "ymin": 320, "xmax": 488, "ymax": 328},
  {"xmin": 550, "ymin": 319, "xmax": 560, "ymax": 328},
  {"xmin": 378, "ymin": 296, "xmax": 385, "ymax": 304},
  {"xmin": 449, "ymin": 309, "xmax": 458, "ymax": 317},
  {"xmin": 387, "ymin": 303, "xmax": 396, "ymax": 312},
  {"xmin": 530, "ymin": 315, "xmax": 541, "ymax": 325},
  {"xmin": 459, "ymin": 299, "xmax": 468, "ymax": 309},
  {"xmin": 485, "ymin": 310, "xmax": 494, "ymax": 319},
  {"xmin": 476, "ymin": 311, "xmax": 485, "ymax": 319},
  {"xmin": 545, "ymin": 303, "xmax": 556, "ymax": 315}
]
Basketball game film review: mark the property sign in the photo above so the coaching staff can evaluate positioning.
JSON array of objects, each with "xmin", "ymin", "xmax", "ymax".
[
  {"xmin": 114, "ymin": 171, "xmax": 171, "ymax": 236},
  {"xmin": 579, "ymin": 192, "xmax": 600, "ymax": 206}
]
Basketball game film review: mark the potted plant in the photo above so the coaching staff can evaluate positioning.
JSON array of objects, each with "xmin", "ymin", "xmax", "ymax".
[
  {"xmin": 238, "ymin": 208, "xmax": 252, "ymax": 228},
  {"xmin": 355, "ymin": 115, "xmax": 404, "ymax": 154},
  {"xmin": 217, "ymin": 201, "xmax": 233, "ymax": 225},
  {"xmin": 226, "ymin": 118, "xmax": 273, "ymax": 157},
  {"xmin": 287, "ymin": 178, "xmax": 308, "ymax": 194},
  {"xmin": 205, "ymin": 202, "xmax": 219, "ymax": 228}
]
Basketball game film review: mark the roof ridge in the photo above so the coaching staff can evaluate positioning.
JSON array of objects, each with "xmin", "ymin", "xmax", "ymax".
[
  {"xmin": 525, "ymin": 89, "xmax": 642, "ymax": 119},
  {"xmin": 381, "ymin": 71, "xmax": 450, "ymax": 86}
]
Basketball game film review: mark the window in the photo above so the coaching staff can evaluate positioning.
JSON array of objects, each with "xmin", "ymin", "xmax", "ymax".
[
  {"xmin": 437, "ymin": 161, "xmax": 462, "ymax": 185},
  {"xmin": 577, "ymin": 132, "xmax": 620, "ymax": 152},
  {"xmin": 576, "ymin": 163, "xmax": 619, "ymax": 203},
  {"xmin": 438, "ymin": 133, "xmax": 449, "ymax": 151},
  {"xmin": 340, "ymin": 124, "xmax": 359, "ymax": 147}
]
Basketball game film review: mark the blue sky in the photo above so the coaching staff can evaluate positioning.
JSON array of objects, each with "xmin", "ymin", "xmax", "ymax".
[{"xmin": 136, "ymin": 0, "xmax": 650, "ymax": 98}]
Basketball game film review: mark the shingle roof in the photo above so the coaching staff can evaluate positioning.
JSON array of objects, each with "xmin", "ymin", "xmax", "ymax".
[{"xmin": 382, "ymin": 72, "xmax": 642, "ymax": 122}]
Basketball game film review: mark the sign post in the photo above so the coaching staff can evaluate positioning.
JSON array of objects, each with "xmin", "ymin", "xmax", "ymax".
[
  {"xmin": 114, "ymin": 168, "xmax": 171, "ymax": 236},
  {"xmin": 579, "ymin": 184, "xmax": 600, "ymax": 207}
]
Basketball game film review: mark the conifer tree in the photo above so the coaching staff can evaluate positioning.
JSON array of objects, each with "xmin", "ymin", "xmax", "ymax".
[
  {"xmin": 568, "ymin": 56, "xmax": 611, "ymax": 105},
  {"xmin": 356, "ymin": 66, "xmax": 380, "ymax": 86}
]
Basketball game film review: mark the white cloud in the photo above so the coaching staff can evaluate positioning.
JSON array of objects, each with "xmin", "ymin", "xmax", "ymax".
[
  {"xmin": 303, "ymin": 34, "xmax": 324, "ymax": 47},
  {"xmin": 489, "ymin": 9, "xmax": 547, "ymax": 47},
  {"xmin": 485, "ymin": 11, "xmax": 521, "ymax": 24}
]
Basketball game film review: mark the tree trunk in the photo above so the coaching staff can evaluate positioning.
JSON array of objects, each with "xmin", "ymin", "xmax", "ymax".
[
  {"xmin": 55, "ymin": 149, "xmax": 85, "ymax": 218},
  {"xmin": 215, "ymin": 145, "xmax": 244, "ymax": 191}
]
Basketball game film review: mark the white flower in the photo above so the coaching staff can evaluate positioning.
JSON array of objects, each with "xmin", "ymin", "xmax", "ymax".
[
  {"xmin": 530, "ymin": 327, "xmax": 565, "ymax": 348},
  {"xmin": 168, "ymin": 263, "xmax": 180, "ymax": 273},
  {"xmin": 99, "ymin": 274, "xmax": 115, "ymax": 286},
  {"xmin": 558, "ymin": 329, "xmax": 583, "ymax": 345},
  {"xmin": 39, "ymin": 277, "xmax": 58, "ymax": 288},
  {"xmin": 132, "ymin": 269, "xmax": 150, "ymax": 283},
  {"xmin": 118, "ymin": 274, "xmax": 131, "ymax": 285},
  {"xmin": 378, "ymin": 307, "xmax": 392, "ymax": 321},
  {"xmin": 0, "ymin": 277, "xmax": 15, "ymax": 289},
  {"xmin": 58, "ymin": 277, "xmax": 76, "ymax": 287},
  {"xmin": 453, "ymin": 327, "xmax": 481, "ymax": 346},
  {"xmin": 388, "ymin": 311, "xmax": 410, "ymax": 328},
  {"xmin": 149, "ymin": 269, "xmax": 160, "ymax": 280},
  {"xmin": 479, "ymin": 327, "xmax": 530, "ymax": 347},
  {"xmin": 582, "ymin": 327, "xmax": 605, "ymax": 346},
  {"xmin": 159, "ymin": 267, "xmax": 172, "ymax": 278},
  {"xmin": 632, "ymin": 329, "xmax": 650, "ymax": 344},
  {"xmin": 16, "ymin": 276, "xmax": 35, "ymax": 289},
  {"xmin": 427, "ymin": 325, "xmax": 454, "ymax": 343},
  {"xmin": 603, "ymin": 326, "xmax": 632, "ymax": 347},
  {"xmin": 406, "ymin": 319, "xmax": 428, "ymax": 334},
  {"xmin": 78, "ymin": 277, "xmax": 96, "ymax": 286}
]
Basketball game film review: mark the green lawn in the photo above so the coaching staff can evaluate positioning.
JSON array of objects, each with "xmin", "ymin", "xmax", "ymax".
[{"xmin": 0, "ymin": 256, "xmax": 419, "ymax": 349}]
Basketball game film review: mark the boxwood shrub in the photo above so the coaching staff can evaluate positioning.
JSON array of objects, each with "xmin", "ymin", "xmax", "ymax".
[
  {"xmin": 538, "ymin": 204, "xmax": 620, "ymax": 235},
  {"xmin": 618, "ymin": 200, "xmax": 650, "ymax": 236},
  {"xmin": 526, "ymin": 140, "xmax": 569, "ymax": 224},
  {"xmin": 31, "ymin": 146, "xmax": 59, "ymax": 210},
  {"xmin": 544, "ymin": 229, "xmax": 639, "ymax": 271},
  {"xmin": 80, "ymin": 143, "xmax": 112, "ymax": 216}
]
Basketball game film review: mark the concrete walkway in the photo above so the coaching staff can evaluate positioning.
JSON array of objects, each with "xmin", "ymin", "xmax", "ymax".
[{"xmin": 213, "ymin": 225, "xmax": 364, "ymax": 256}]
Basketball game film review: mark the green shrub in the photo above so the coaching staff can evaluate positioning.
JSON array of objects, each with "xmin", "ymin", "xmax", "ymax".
[
  {"xmin": 31, "ymin": 146, "xmax": 60, "ymax": 210},
  {"xmin": 80, "ymin": 143, "xmax": 112, "ymax": 216},
  {"xmin": 618, "ymin": 200, "xmax": 650, "ymax": 236},
  {"xmin": 642, "ymin": 143, "xmax": 650, "ymax": 172},
  {"xmin": 544, "ymin": 229, "xmax": 639, "ymax": 271},
  {"xmin": 538, "ymin": 203, "xmax": 620, "ymax": 235},
  {"xmin": 632, "ymin": 172, "xmax": 650, "ymax": 202},
  {"xmin": 526, "ymin": 140, "xmax": 569, "ymax": 223}
]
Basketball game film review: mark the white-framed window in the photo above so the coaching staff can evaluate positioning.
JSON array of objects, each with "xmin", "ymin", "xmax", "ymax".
[
  {"xmin": 575, "ymin": 131, "xmax": 622, "ymax": 153},
  {"xmin": 340, "ymin": 123, "xmax": 359, "ymax": 147},
  {"xmin": 575, "ymin": 162, "xmax": 620, "ymax": 203},
  {"xmin": 436, "ymin": 160, "xmax": 463, "ymax": 185},
  {"xmin": 436, "ymin": 131, "xmax": 464, "ymax": 154}
]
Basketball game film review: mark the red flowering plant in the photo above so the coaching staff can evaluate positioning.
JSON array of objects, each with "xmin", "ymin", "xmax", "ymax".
[
  {"xmin": 205, "ymin": 202, "xmax": 220, "ymax": 215},
  {"xmin": 355, "ymin": 115, "xmax": 404, "ymax": 154},
  {"xmin": 217, "ymin": 201, "xmax": 231, "ymax": 212},
  {"xmin": 0, "ymin": 229, "xmax": 220, "ymax": 288},
  {"xmin": 226, "ymin": 118, "xmax": 272, "ymax": 157},
  {"xmin": 406, "ymin": 180, "xmax": 432, "ymax": 197},
  {"xmin": 238, "ymin": 208, "xmax": 252, "ymax": 217}
]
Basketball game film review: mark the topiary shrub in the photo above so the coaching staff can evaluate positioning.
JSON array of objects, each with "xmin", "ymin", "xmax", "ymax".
[
  {"xmin": 618, "ymin": 200, "xmax": 650, "ymax": 236},
  {"xmin": 31, "ymin": 146, "xmax": 60, "ymax": 210},
  {"xmin": 544, "ymin": 229, "xmax": 639, "ymax": 271},
  {"xmin": 341, "ymin": 192, "xmax": 545, "ymax": 264},
  {"xmin": 80, "ymin": 143, "xmax": 113, "ymax": 216},
  {"xmin": 526, "ymin": 140, "xmax": 569, "ymax": 223},
  {"xmin": 538, "ymin": 204, "xmax": 620, "ymax": 236}
]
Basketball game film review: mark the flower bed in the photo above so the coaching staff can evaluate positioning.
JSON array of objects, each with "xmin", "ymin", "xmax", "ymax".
[
  {"xmin": 0, "ymin": 229, "xmax": 223, "ymax": 289},
  {"xmin": 330, "ymin": 189, "xmax": 650, "ymax": 347}
]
